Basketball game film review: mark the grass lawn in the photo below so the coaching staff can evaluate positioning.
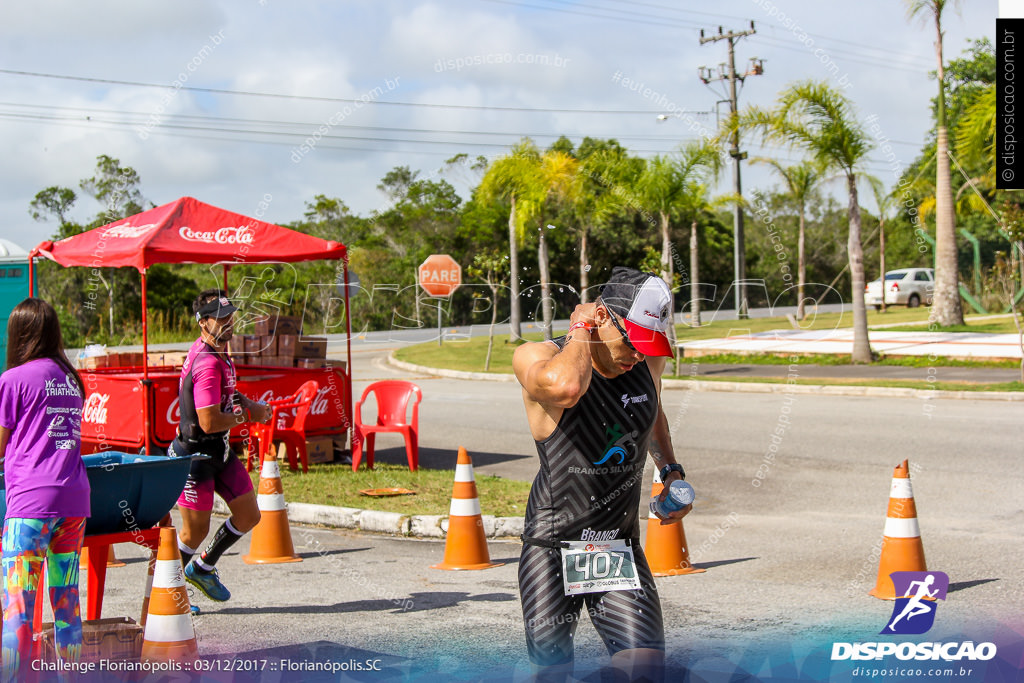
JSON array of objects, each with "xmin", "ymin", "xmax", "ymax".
[
  {"xmin": 253, "ymin": 462, "xmax": 531, "ymax": 517},
  {"xmin": 393, "ymin": 309, "xmax": 1018, "ymax": 376}
]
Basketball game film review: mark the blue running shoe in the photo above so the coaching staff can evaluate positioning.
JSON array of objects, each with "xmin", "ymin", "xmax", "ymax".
[
  {"xmin": 184, "ymin": 563, "xmax": 231, "ymax": 602},
  {"xmin": 190, "ymin": 604, "xmax": 201, "ymax": 615}
]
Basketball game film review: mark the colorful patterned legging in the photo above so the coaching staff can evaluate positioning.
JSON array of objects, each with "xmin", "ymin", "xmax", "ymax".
[{"xmin": 1, "ymin": 517, "xmax": 86, "ymax": 682}]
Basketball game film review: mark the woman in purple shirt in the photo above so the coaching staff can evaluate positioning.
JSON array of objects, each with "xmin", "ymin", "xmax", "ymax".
[{"xmin": 0, "ymin": 298, "xmax": 88, "ymax": 681}]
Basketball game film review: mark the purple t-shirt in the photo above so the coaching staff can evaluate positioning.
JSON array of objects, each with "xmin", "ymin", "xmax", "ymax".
[{"xmin": 0, "ymin": 358, "xmax": 90, "ymax": 519}]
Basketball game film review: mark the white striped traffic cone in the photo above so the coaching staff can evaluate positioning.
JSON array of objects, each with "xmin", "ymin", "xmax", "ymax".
[
  {"xmin": 140, "ymin": 526, "xmax": 199, "ymax": 662},
  {"xmin": 243, "ymin": 450, "xmax": 302, "ymax": 564},
  {"xmin": 869, "ymin": 460, "xmax": 927, "ymax": 600},
  {"xmin": 431, "ymin": 447, "xmax": 502, "ymax": 570},
  {"xmin": 140, "ymin": 548, "xmax": 157, "ymax": 626}
]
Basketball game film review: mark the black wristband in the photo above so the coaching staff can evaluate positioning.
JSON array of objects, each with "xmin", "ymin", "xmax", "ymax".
[{"xmin": 660, "ymin": 463, "xmax": 685, "ymax": 483}]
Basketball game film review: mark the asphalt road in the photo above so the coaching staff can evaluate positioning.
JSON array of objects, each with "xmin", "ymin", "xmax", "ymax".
[{"xmin": 83, "ymin": 342, "xmax": 1024, "ymax": 682}]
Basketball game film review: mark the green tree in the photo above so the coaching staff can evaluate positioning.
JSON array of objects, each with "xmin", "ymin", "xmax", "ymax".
[
  {"xmin": 479, "ymin": 140, "xmax": 545, "ymax": 342},
  {"xmin": 575, "ymin": 139, "xmax": 639, "ymax": 303},
  {"xmin": 905, "ymin": 0, "xmax": 964, "ymax": 326},
  {"xmin": 866, "ymin": 176, "xmax": 899, "ymax": 312},
  {"xmin": 740, "ymin": 80, "xmax": 875, "ymax": 362},
  {"xmin": 29, "ymin": 187, "xmax": 79, "ymax": 237},
  {"xmin": 751, "ymin": 158, "xmax": 826, "ymax": 320},
  {"xmin": 534, "ymin": 150, "xmax": 581, "ymax": 339},
  {"xmin": 634, "ymin": 142, "xmax": 720, "ymax": 331},
  {"xmin": 466, "ymin": 249, "xmax": 509, "ymax": 370}
]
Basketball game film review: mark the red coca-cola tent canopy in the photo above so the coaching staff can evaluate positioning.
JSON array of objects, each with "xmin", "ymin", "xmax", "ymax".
[
  {"xmin": 30, "ymin": 196, "xmax": 345, "ymax": 269},
  {"xmin": 28, "ymin": 196, "xmax": 352, "ymax": 454}
]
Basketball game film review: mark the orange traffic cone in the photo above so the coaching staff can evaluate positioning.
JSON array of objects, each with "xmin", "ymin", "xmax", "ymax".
[
  {"xmin": 432, "ymin": 447, "xmax": 502, "ymax": 570},
  {"xmin": 243, "ymin": 450, "xmax": 302, "ymax": 564},
  {"xmin": 106, "ymin": 546, "xmax": 126, "ymax": 567},
  {"xmin": 79, "ymin": 546, "xmax": 126, "ymax": 572},
  {"xmin": 869, "ymin": 460, "xmax": 927, "ymax": 600},
  {"xmin": 140, "ymin": 527, "xmax": 198, "ymax": 662},
  {"xmin": 140, "ymin": 548, "xmax": 157, "ymax": 627},
  {"xmin": 643, "ymin": 471, "xmax": 705, "ymax": 576}
]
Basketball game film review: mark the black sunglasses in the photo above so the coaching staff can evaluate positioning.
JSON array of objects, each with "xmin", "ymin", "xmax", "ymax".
[{"xmin": 601, "ymin": 301, "xmax": 639, "ymax": 354}]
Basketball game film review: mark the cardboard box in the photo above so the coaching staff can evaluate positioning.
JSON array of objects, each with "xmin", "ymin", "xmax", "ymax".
[
  {"xmin": 295, "ymin": 358, "xmax": 325, "ymax": 369},
  {"xmin": 306, "ymin": 437, "xmax": 334, "ymax": 464},
  {"xmin": 41, "ymin": 617, "xmax": 143, "ymax": 663},
  {"xmin": 243, "ymin": 334, "xmax": 261, "ymax": 355},
  {"xmin": 164, "ymin": 351, "xmax": 188, "ymax": 367},
  {"xmin": 295, "ymin": 337, "xmax": 327, "ymax": 359},
  {"xmin": 254, "ymin": 314, "xmax": 301, "ymax": 337},
  {"xmin": 253, "ymin": 313, "xmax": 277, "ymax": 337},
  {"xmin": 146, "ymin": 352, "xmax": 165, "ymax": 367},
  {"xmin": 333, "ymin": 434, "xmax": 350, "ymax": 454},
  {"xmin": 323, "ymin": 359, "xmax": 348, "ymax": 372},
  {"xmin": 277, "ymin": 334, "xmax": 297, "ymax": 358},
  {"xmin": 228, "ymin": 336, "xmax": 247, "ymax": 355},
  {"xmin": 80, "ymin": 355, "xmax": 110, "ymax": 370},
  {"xmin": 259, "ymin": 335, "xmax": 278, "ymax": 357},
  {"xmin": 276, "ymin": 316, "xmax": 302, "ymax": 336}
]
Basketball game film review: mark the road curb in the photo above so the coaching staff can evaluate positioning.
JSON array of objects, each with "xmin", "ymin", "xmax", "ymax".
[
  {"xmin": 387, "ymin": 352, "xmax": 1024, "ymax": 401},
  {"xmin": 211, "ymin": 499, "xmax": 525, "ymax": 539}
]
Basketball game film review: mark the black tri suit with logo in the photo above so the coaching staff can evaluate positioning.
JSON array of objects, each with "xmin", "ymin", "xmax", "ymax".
[{"xmin": 519, "ymin": 336, "xmax": 664, "ymax": 666}]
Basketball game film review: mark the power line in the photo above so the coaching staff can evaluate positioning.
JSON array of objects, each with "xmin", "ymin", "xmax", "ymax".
[
  {"xmin": 0, "ymin": 101, "xmax": 712, "ymax": 142},
  {"xmin": 0, "ymin": 68, "xmax": 702, "ymax": 116}
]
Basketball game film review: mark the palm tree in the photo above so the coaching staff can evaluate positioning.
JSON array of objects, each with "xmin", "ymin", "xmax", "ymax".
[
  {"xmin": 634, "ymin": 141, "xmax": 721, "ymax": 334},
  {"xmin": 751, "ymin": 158, "xmax": 826, "ymax": 320},
  {"xmin": 955, "ymin": 83, "xmax": 995, "ymax": 192},
  {"xmin": 866, "ymin": 176, "xmax": 898, "ymax": 313},
  {"xmin": 906, "ymin": 0, "xmax": 964, "ymax": 326},
  {"xmin": 740, "ymin": 80, "xmax": 875, "ymax": 362},
  {"xmin": 576, "ymin": 144, "xmax": 639, "ymax": 303},
  {"xmin": 534, "ymin": 150, "xmax": 581, "ymax": 340},
  {"xmin": 479, "ymin": 140, "xmax": 544, "ymax": 342}
]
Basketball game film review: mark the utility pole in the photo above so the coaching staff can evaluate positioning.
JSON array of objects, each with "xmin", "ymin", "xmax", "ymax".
[{"xmin": 699, "ymin": 22, "xmax": 763, "ymax": 319}]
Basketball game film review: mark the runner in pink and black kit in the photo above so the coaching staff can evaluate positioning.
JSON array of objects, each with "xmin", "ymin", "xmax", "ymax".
[{"xmin": 169, "ymin": 289, "xmax": 271, "ymax": 607}]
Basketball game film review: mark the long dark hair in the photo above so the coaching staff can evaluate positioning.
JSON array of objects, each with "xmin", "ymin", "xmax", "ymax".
[{"xmin": 5, "ymin": 298, "xmax": 84, "ymax": 395}]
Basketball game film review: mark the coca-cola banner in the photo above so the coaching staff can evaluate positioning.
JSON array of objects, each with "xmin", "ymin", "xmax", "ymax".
[{"xmin": 81, "ymin": 366, "xmax": 351, "ymax": 451}]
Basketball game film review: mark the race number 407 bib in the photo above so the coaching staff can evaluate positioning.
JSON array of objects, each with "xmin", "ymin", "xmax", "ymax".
[{"xmin": 560, "ymin": 539, "xmax": 641, "ymax": 596}]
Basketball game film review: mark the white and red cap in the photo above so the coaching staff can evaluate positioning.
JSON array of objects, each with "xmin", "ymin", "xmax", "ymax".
[{"xmin": 599, "ymin": 267, "xmax": 673, "ymax": 357}]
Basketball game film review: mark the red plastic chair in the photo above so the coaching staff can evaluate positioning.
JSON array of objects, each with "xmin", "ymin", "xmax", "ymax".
[
  {"xmin": 246, "ymin": 380, "xmax": 319, "ymax": 473},
  {"xmin": 352, "ymin": 381, "xmax": 422, "ymax": 472}
]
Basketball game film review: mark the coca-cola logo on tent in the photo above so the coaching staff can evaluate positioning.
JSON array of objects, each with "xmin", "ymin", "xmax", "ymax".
[
  {"xmin": 179, "ymin": 225, "xmax": 256, "ymax": 245},
  {"xmin": 103, "ymin": 223, "xmax": 159, "ymax": 239}
]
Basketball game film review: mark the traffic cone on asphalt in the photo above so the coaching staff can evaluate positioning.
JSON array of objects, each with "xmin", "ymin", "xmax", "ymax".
[
  {"xmin": 432, "ymin": 447, "xmax": 502, "ymax": 571},
  {"xmin": 243, "ymin": 450, "xmax": 302, "ymax": 564},
  {"xmin": 644, "ymin": 471, "xmax": 706, "ymax": 576},
  {"xmin": 140, "ymin": 527, "xmax": 198, "ymax": 662},
  {"xmin": 140, "ymin": 549, "xmax": 157, "ymax": 626},
  {"xmin": 869, "ymin": 460, "xmax": 927, "ymax": 600},
  {"xmin": 79, "ymin": 546, "xmax": 125, "ymax": 571}
]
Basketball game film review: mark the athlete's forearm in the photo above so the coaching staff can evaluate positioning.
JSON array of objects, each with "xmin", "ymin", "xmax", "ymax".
[
  {"xmin": 648, "ymin": 405, "xmax": 679, "ymax": 469},
  {"xmin": 197, "ymin": 404, "xmax": 250, "ymax": 434}
]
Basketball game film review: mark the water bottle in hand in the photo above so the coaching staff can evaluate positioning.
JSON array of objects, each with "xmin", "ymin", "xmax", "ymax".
[{"xmin": 650, "ymin": 480, "xmax": 695, "ymax": 519}]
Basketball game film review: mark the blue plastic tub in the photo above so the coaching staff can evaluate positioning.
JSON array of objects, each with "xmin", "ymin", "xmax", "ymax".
[{"xmin": 1, "ymin": 452, "xmax": 205, "ymax": 536}]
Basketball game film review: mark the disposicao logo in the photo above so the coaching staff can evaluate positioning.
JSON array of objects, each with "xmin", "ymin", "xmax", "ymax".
[
  {"xmin": 831, "ymin": 570, "xmax": 997, "ymax": 663},
  {"xmin": 881, "ymin": 571, "xmax": 948, "ymax": 635}
]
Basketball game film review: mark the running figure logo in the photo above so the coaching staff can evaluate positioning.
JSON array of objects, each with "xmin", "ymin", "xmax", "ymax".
[
  {"xmin": 880, "ymin": 571, "xmax": 949, "ymax": 635},
  {"xmin": 591, "ymin": 423, "xmax": 637, "ymax": 466}
]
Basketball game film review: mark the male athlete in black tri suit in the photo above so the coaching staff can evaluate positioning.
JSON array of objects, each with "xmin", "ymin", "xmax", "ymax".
[{"xmin": 513, "ymin": 267, "xmax": 691, "ymax": 683}]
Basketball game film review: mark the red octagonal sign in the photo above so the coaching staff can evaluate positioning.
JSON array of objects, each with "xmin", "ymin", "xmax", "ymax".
[{"xmin": 418, "ymin": 254, "xmax": 462, "ymax": 298}]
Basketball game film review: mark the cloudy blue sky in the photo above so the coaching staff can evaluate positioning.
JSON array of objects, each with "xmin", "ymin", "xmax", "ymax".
[{"xmin": 0, "ymin": 0, "xmax": 995, "ymax": 251}]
